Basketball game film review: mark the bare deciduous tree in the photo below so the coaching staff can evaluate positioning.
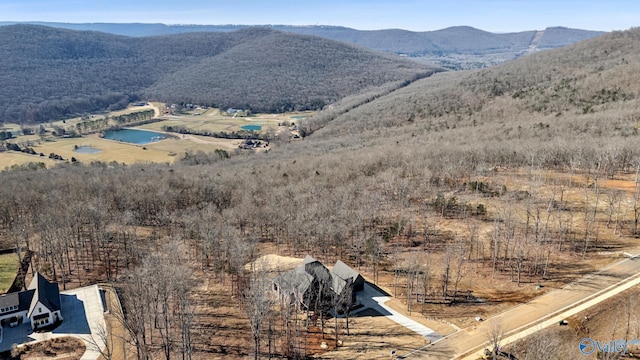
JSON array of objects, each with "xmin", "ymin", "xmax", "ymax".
[{"xmin": 245, "ymin": 275, "xmax": 275, "ymax": 360}]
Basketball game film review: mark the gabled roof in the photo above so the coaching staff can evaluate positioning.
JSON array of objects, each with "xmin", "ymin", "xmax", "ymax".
[
  {"xmin": 332, "ymin": 260, "xmax": 361, "ymax": 282},
  {"xmin": 0, "ymin": 292, "xmax": 20, "ymax": 310},
  {"xmin": 302, "ymin": 255, "xmax": 317, "ymax": 265},
  {"xmin": 27, "ymin": 272, "xmax": 61, "ymax": 317},
  {"xmin": 274, "ymin": 266, "xmax": 314, "ymax": 296},
  {"xmin": 0, "ymin": 287, "xmax": 37, "ymax": 317},
  {"xmin": 304, "ymin": 260, "xmax": 332, "ymax": 285},
  {"xmin": 330, "ymin": 272, "xmax": 348, "ymax": 295}
]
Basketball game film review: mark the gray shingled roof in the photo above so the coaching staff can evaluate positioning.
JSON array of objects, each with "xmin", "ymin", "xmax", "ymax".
[
  {"xmin": 330, "ymin": 272, "xmax": 348, "ymax": 295},
  {"xmin": 332, "ymin": 260, "xmax": 360, "ymax": 282},
  {"xmin": 274, "ymin": 266, "xmax": 314, "ymax": 296},
  {"xmin": 27, "ymin": 272, "xmax": 61, "ymax": 317},
  {"xmin": 302, "ymin": 255, "xmax": 317, "ymax": 265},
  {"xmin": 304, "ymin": 261, "xmax": 332, "ymax": 285},
  {"xmin": 0, "ymin": 292, "xmax": 20, "ymax": 310},
  {"xmin": 276, "ymin": 256, "xmax": 364, "ymax": 308}
]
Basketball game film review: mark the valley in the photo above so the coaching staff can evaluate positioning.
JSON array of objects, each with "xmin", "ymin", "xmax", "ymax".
[
  {"xmin": 0, "ymin": 22, "xmax": 639, "ymax": 360},
  {"xmin": 0, "ymin": 102, "xmax": 313, "ymax": 168}
]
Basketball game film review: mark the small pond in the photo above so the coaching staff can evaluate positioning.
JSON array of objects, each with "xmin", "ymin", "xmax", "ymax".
[
  {"xmin": 241, "ymin": 125, "xmax": 262, "ymax": 131},
  {"xmin": 290, "ymin": 115, "xmax": 307, "ymax": 119},
  {"xmin": 103, "ymin": 129, "xmax": 168, "ymax": 145},
  {"xmin": 73, "ymin": 146, "xmax": 102, "ymax": 154}
]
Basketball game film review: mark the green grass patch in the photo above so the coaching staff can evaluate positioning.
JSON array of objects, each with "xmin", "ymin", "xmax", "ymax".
[{"xmin": 0, "ymin": 253, "xmax": 19, "ymax": 293}]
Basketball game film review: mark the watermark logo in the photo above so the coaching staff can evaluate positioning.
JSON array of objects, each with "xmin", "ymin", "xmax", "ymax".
[
  {"xmin": 579, "ymin": 337, "xmax": 640, "ymax": 355},
  {"xmin": 579, "ymin": 338, "xmax": 596, "ymax": 355}
]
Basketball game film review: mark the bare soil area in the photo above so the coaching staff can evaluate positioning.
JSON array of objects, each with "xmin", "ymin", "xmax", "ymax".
[
  {"xmin": 11, "ymin": 337, "xmax": 85, "ymax": 360},
  {"xmin": 315, "ymin": 310, "xmax": 426, "ymax": 360}
]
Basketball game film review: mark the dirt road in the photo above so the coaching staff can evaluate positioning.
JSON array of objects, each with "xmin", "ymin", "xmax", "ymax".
[{"xmin": 402, "ymin": 253, "xmax": 640, "ymax": 359}]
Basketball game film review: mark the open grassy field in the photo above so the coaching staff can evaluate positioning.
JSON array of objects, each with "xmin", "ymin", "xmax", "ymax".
[
  {"xmin": 0, "ymin": 105, "xmax": 311, "ymax": 168},
  {"xmin": 0, "ymin": 253, "xmax": 19, "ymax": 293},
  {"xmin": 139, "ymin": 108, "xmax": 313, "ymax": 134},
  {"xmin": 1, "ymin": 132, "xmax": 235, "ymax": 167},
  {"xmin": 0, "ymin": 152, "xmax": 57, "ymax": 170},
  {"xmin": 19, "ymin": 134, "xmax": 242, "ymax": 165}
]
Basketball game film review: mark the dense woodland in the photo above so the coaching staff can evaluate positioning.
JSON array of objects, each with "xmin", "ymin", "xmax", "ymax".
[
  {"xmin": 0, "ymin": 25, "xmax": 436, "ymax": 123},
  {"xmin": 0, "ymin": 22, "xmax": 604, "ymax": 56},
  {"xmin": 1, "ymin": 26, "xmax": 640, "ymax": 359}
]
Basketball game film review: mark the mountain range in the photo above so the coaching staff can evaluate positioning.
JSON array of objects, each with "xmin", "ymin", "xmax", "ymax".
[
  {"xmin": 0, "ymin": 25, "xmax": 438, "ymax": 123},
  {"xmin": 0, "ymin": 22, "xmax": 605, "ymax": 69}
]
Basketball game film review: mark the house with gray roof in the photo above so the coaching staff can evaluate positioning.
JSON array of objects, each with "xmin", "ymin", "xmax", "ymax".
[
  {"xmin": 0, "ymin": 272, "xmax": 62, "ymax": 330},
  {"xmin": 273, "ymin": 256, "xmax": 364, "ymax": 311},
  {"xmin": 332, "ymin": 260, "xmax": 365, "ymax": 301}
]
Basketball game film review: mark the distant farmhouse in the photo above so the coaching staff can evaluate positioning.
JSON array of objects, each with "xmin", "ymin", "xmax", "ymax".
[
  {"xmin": 225, "ymin": 108, "xmax": 250, "ymax": 117},
  {"xmin": 273, "ymin": 255, "xmax": 364, "ymax": 311},
  {"xmin": 0, "ymin": 273, "xmax": 62, "ymax": 330}
]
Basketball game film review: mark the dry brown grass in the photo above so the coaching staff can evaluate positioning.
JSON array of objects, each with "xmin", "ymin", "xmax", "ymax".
[
  {"xmin": 0, "ymin": 152, "xmax": 57, "ymax": 170},
  {"xmin": 16, "ymin": 337, "xmax": 85, "ymax": 360},
  {"xmin": 0, "ymin": 107, "xmax": 313, "ymax": 169},
  {"xmin": 1, "ymin": 134, "xmax": 238, "ymax": 167},
  {"xmin": 316, "ymin": 311, "xmax": 426, "ymax": 360},
  {"xmin": 138, "ymin": 109, "xmax": 313, "ymax": 134}
]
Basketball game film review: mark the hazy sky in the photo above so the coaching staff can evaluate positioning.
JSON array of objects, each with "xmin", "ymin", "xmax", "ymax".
[{"xmin": 0, "ymin": 0, "xmax": 637, "ymax": 32}]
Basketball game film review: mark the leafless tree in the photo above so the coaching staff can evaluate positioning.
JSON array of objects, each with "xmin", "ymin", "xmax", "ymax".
[
  {"xmin": 450, "ymin": 238, "xmax": 467, "ymax": 300},
  {"xmin": 511, "ymin": 330, "xmax": 561, "ymax": 360},
  {"xmin": 245, "ymin": 275, "xmax": 275, "ymax": 360},
  {"xmin": 87, "ymin": 322, "xmax": 114, "ymax": 360},
  {"xmin": 484, "ymin": 319, "xmax": 504, "ymax": 360}
]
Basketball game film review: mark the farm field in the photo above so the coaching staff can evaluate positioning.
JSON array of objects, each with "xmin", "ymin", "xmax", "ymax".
[
  {"xmin": 0, "ymin": 152, "xmax": 57, "ymax": 170},
  {"xmin": 139, "ymin": 107, "xmax": 311, "ymax": 133},
  {"xmin": 0, "ymin": 253, "xmax": 19, "ymax": 293},
  {"xmin": 0, "ymin": 104, "xmax": 313, "ymax": 168}
]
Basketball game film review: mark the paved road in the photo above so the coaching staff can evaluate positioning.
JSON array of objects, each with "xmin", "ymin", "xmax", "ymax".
[
  {"xmin": 402, "ymin": 254, "xmax": 640, "ymax": 359},
  {"xmin": 354, "ymin": 283, "xmax": 442, "ymax": 343}
]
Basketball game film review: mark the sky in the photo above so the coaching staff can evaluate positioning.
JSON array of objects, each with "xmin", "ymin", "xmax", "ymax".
[{"xmin": 0, "ymin": 0, "xmax": 638, "ymax": 33}]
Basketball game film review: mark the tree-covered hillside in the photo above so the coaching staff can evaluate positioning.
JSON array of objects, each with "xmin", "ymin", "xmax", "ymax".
[
  {"xmin": 0, "ymin": 22, "xmax": 639, "ymax": 360},
  {"xmin": 306, "ymin": 27, "xmax": 640, "ymax": 164},
  {"xmin": 0, "ymin": 25, "xmax": 437, "ymax": 123},
  {"xmin": 0, "ymin": 22, "xmax": 604, "ymax": 56},
  {"xmin": 142, "ymin": 31, "xmax": 436, "ymax": 112}
]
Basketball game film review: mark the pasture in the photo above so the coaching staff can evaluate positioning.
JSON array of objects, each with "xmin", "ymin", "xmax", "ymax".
[
  {"xmin": 15, "ymin": 135, "xmax": 241, "ymax": 165},
  {"xmin": 139, "ymin": 107, "xmax": 312, "ymax": 134},
  {"xmin": 0, "ymin": 253, "xmax": 19, "ymax": 293},
  {"xmin": 0, "ymin": 104, "xmax": 312, "ymax": 168},
  {"xmin": 0, "ymin": 152, "xmax": 57, "ymax": 170}
]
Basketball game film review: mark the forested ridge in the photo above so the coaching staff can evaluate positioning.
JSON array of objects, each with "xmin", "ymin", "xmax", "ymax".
[
  {"xmin": 2, "ymin": 26, "xmax": 640, "ymax": 359},
  {"xmin": 1, "ymin": 22, "xmax": 604, "ymax": 56},
  {"xmin": 0, "ymin": 25, "xmax": 437, "ymax": 123}
]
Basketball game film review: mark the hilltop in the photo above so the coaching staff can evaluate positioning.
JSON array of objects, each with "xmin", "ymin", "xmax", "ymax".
[
  {"xmin": 0, "ymin": 22, "xmax": 605, "ymax": 68},
  {"xmin": 312, "ymin": 26, "xmax": 640, "ymax": 148},
  {"xmin": 0, "ymin": 25, "xmax": 437, "ymax": 123}
]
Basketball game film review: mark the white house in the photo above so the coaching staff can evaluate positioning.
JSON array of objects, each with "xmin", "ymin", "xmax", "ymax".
[{"xmin": 0, "ymin": 272, "xmax": 63, "ymax": 330}]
